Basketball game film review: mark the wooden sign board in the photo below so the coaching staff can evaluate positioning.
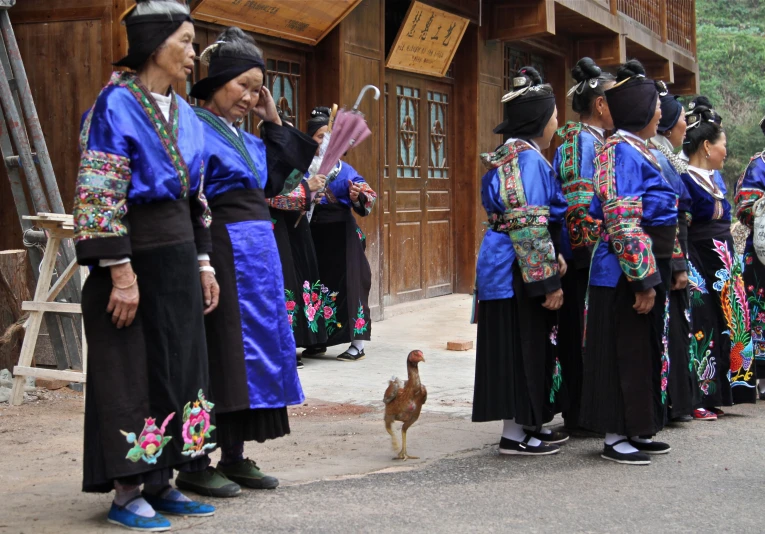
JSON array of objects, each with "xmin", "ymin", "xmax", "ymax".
[
  {"xmin": 190, "ymin": 0, "xmax": 362, "ymax": 46},
  {"xmin": 386, "ymin": 1, "xmax": 469, "ymax": 77}
]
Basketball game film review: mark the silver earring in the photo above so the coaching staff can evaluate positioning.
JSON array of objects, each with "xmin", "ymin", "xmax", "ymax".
[{"xmin": 706, "ymin": 152, "xmax": 710, "ymax": 159}]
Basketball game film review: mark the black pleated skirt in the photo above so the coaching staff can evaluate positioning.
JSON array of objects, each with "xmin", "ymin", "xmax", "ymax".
[
  {"xmin": 310, "ymin": 207, "xmax": 372, "ymax": 345},
  {"xmin": 472, "ymin": 267, "xmax": 566, "ymax": 427},
  {"xmin": 557, "ymin": 265, "xmax": 589, "ymax": 429},
  {"xmin": 742, "ymin": 245, "xmax": 765, "ymax": 383},
  {"xmin": 81, "ymin": 241, "xmax": 211, "ymax": 493},
  {"xmin": 271, "ymin": 207, "xmax": 328, "ymax": 348},
  {"xmin": 579, "ymin": 276, "xmax": 664, "ymax": 437}
]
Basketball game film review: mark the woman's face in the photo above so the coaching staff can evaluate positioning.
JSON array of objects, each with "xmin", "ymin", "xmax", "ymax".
[
  {"xmin": 211, "ymin": 68, "xmax": 264, "ymax": 123},
  {"xmin": 312, "ymin": 125, "xmax": 329, "ymax": 155},
  {"xmin": 706, "ymin": 132, "xmax": 727, "ymax": 171},
  {"xmin": 666, "ymin": 108, "xmax": 687, "ymax": 149},
  {"xmin": 537, "ymin": 106, "xmax": 558, "ymax": 150},
  {"xmin": 153, "ymin": 21, "xmax": 195, "ymax": 84},
  {"xmin": 645, "ymin": 99, "xmax": 663, "ymax": 139}
]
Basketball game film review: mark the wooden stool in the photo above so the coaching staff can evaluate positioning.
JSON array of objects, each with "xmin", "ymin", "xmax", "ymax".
[{"xmin": 10, "ymin": 213, "xmax": 88, "ymax": 405}]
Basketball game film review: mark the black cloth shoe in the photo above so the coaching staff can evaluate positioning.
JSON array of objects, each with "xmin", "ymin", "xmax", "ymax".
[
  {"xmin": 498, "ymin": 435, "xmax": 560, "ymax": 456},
  {"xmin": 601, "ymin": 440, "xmax": 651, "ymax": 465},
  {"xmin": 759, "ymin": 390, "xmax": 765, "ymax": 401},
  {"xmin": 670, "ymin": 414, "xmax": 692, "ymax": 423},
  {"xmin": 296, "ymin": 357, "xmax": 304, "ymax": 369},
  {"xmin": 302, "ymin": 346, "xmax": 327, "ymax": 358},
  {"xmin": 337, "ymin": 348, "xmax": 366, "ymax": 362},
  {"xmin": 628, "ymin": 439, "xmax": 671, "ymax": 455},
  {"xmin": 524, "ymin": 428, "xmax": 569, "ymax": 445}
]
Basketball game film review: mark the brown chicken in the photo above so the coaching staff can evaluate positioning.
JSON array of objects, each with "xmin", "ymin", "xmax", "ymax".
[{"xmin": 383, "ymin": 350, "xmax": 427, "ymax": 460}]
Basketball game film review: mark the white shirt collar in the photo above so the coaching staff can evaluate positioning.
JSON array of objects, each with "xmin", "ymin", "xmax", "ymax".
[
  {"xmin": 583, "ymin": 124, "xmax": 606, "ymax": 138},
  {"xmin": 617, "ymin": 129, "xmax": 646, "ymax": 145}
]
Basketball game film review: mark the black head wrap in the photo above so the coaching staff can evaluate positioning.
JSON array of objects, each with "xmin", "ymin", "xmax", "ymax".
[
  {"xmin": 761, "ymin": 115, "xmax": 765, "ymax": 138},
  {"xmin": 493, "ymin": 67, "xmax": 556, "ymax": 139},
  {"xmin": 114, "ymin": 1, "xmax": 193, "ymax": 70},
  {"xmin": 655, "ymin": 81, "xmax": 683, "ymax": 133},
  {"xmin": 189, "ymin": 27, "xmax": 266, "ymax": 101},
  {"xmin": 306, "ymin": 106, "xmax": 331, "ymax": 137},
  {"xmin": 605, "ymin": 60, "xmax": 659, "ymax": 133}
]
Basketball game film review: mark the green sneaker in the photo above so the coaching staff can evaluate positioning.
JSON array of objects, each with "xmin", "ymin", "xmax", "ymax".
[
  {"xmin": 217, "ymin": 459, "xmax": 280, "ymax": 490},
  {"xmin": 175, "ymin": 467, "xmax": 241, "ymax": 498}
]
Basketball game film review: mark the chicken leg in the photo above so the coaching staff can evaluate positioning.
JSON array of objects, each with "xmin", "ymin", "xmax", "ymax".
[
  {"xmin": 395, "ymin": 427, "xmax": 419, "ymax": 460},
  {"xmin": 385, "ymin": 418, "xmax": 399, "ymax": 451}
]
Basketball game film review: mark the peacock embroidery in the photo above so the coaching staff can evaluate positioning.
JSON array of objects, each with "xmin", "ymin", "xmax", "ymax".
[{"xmin": 712, "ymin": 240, "xmax": 753, "ymax": 387}]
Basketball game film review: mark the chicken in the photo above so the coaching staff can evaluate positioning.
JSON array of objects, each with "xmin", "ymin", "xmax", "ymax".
[{"xmin": 383, "ymin": 350, "xmax": 427, "ymax": 460}]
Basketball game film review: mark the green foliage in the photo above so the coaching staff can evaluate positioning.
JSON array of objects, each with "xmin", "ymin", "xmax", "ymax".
[{"xmin": 696, "ymin": 0, "xmax": 765, "ymax": 192}]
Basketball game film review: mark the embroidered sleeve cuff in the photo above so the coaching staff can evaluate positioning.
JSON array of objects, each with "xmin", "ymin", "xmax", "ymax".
[
  {"xmin": 354, "ymin": 185, "xmax": 377, "ymax": 217},
  {"xmin": 268, "ymin": 180, "xmax": 310, "ymax": 211},
  {"xmin": 75, "ymin": 236, "xmax": 132, "ymax": 266},
  {"xmin": 525, "ymin": 274, "xmax": 562, "ymax": 298},
  {"xmin": 735, "ymin": 188, "xmax": 764, "ymax": 228},
  {"xmin": 629, "ymin": 271, "xmax": 662, "ymax": 292},
  {"xmin": 563, "ymin": 180, "xmax": 599, "ymax": 250},
  {"xmin": 602, "ymin": 197, "xmax": 657, "ymax": 283}
]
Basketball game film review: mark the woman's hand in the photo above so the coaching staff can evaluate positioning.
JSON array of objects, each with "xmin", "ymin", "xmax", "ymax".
[
  {"xmin": 307, "ymin": 174, "xmax": 326, "ymax": 192},
  {"xmin": 107, "ymin": 263, "xmax": 139, "ymax": 329},
  {"xmin": 542, "ymin": 288, "xmax": 564, "ymax": 311},
  {"xmin": 633, "ymin": 287, "xmax": 656, "ymax": 314},
  {"xmin": 557, "ymin": 254, "xmax": 568, "ymax": 277},
  {"xmin": 199, "ymin": 260, "xmax": 220, "ymax": 315},
  {"xmin": 349, "ymin": 180, "xmax": 363, "ymax": 202},
  {"xmin": 253, "ymin": 87, "xmax": 282, "ymax": 125},
  {"xmin": 671, "ymin": 270, "xmax": 688, "ymax": 291}
]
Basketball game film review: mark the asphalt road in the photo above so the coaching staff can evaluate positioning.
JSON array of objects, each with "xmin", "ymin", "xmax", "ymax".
[{"xmin": 174, "ymin": 402, "xmax": 764, "ymax": 533}]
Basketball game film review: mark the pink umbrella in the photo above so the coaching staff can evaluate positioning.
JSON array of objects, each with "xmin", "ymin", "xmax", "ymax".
[{"xmin": 317, "ymin": 84, "xmax": 380, "ymax": 176}]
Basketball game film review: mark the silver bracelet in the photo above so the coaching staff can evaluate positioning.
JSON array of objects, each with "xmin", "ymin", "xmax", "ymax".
[{"xmin": 199, "ymin": 265, "xmax": 216, "ymax": 275}]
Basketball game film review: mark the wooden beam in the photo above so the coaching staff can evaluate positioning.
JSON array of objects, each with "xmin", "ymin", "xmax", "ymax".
[
  {"xmin": 659, "ymin": 0, "xmax": 668, "ymax": 43},
  {"xmin": 643, "ymin": 59, "xmax": 673, "ymax": 83},
  {"xmin": 610, "ymin": 0, "xmax": 618, "ymax": 15},
  {"xmin": 22, "ymin": 301, "xmax": 81, "ymax": 314},
  {"xmin": 575, "ymin": 33, "xmax": 624, "ymax": 67},
  {"xmin": 12, "ymin": 365, "xmax": 85, "ymax": 383},
  {"xmin": 488, "ymin": 0, "xmax": 555, "ymax": 41}
]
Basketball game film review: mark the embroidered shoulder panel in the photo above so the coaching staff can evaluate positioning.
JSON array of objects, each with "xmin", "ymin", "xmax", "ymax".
[
  {"xmin": 594, "ymin": 136, "xmax": 627, "ymax": 201},
  {"xmin": 602, "ymin": 197, "xmax": 657, "ymax": 282},
  {"xmin": 735, "ymin": 187, "xmax": 763, "ymax": 228},
  {"xmin": 269, "ymin": 181, "xmax": 308, "ymax": 211},
  {"xmin": 555, "ymin": 122, "xmax": 584, "ymax": 185},
  {"xmin": 73, "ymin": 150, "xmax": 132, "ymax": 242}
]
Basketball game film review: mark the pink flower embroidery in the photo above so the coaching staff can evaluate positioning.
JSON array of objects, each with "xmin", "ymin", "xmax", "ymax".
[
  {"xmin": 307, "ymin": 306, "xmax": 316, "ymax": 321},
  {"xmin": 303, "ymin": 293, "xmax": 310, "ymax": 305},
  {"xmin": 286, "ymin": 301, "xmax": 296, "ymax": 312},
  {"xmin": 355, "ymin": 318, "xmax": 366, "ymax": 330},
  {"xmin": 324, "ymin": 306, "xmax": 333, "ymax": 319}
]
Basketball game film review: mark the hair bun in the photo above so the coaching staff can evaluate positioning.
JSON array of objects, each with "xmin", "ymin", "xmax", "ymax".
[
  {"xmin": 571, "ymin": 57, "xmax": 601, "ymax": 83},
  {"xmin": 616, "ymin": 59, "xmax": 646, "ymax": 82},
  {"xmin": 218, "ymin": 26, "xmax": 256, "ymax": 46},
  {"xmin": 310, "ymin": 106, "xmax": 331, "ymax": 119},
  {"xmin": 517, "ymin": 66, "xmax": 543, "ymax": 88},
  {"xmin": 654, "ymin": 80, "xmax": 669, "ymax": 96},
  {"xmin": 760, "ymin": 116, "xmax": 765, "ymax": 138}
]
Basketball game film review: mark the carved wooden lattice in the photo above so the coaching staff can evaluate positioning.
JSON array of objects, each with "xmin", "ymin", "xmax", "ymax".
[
  {"xmin": 617, "ymin": 0, "xmax": 662, "ymax": 36},
  {"xmin": 667, "ymin": 0, "xmax": 694, "ymax": 54},
  {"xmin": 397, "ymin": 85, "xmax": 420, "ymax": 178},
  {"xmin": 266, "ymin": 59, "xmax": 300, "ymax": 128},
  {"xmin": 428, "ymin": 91, "xmax": 448, "ymax": 179}
]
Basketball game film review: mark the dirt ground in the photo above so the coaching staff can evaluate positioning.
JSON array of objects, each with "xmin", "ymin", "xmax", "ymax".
[{"xmin": 0, "ymin": 387, "xmax": 496, "ymax": 533}]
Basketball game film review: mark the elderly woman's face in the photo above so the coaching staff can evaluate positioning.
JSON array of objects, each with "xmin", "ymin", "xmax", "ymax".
[
  {"xmin": 153, "ymin": 21, "xmax": 195, "ymax": 84},
  {"xmin": 312, "ymin": 125, "xmax": 329, "ymax": 155},
  {"xmin": 212, "ymin": 68, "xmax": 264, "ymax": 122}
]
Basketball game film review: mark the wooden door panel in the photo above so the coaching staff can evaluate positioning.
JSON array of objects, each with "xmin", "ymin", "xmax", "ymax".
[
  {"xmin": 426, "ymin": 219, "xmax": 452, "ymax": 296},
  {"xmin": 394, "ymin": 221, "xmax": 423, "ymax": 296}
]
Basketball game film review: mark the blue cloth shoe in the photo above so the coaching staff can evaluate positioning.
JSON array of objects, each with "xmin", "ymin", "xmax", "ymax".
[
  {"xmin": 142, "ymin": 489, "xmax": 215, "ymax": 517},
  {"xmin": 107, "ymin": 499, "xmax": 171, "ymax": 532}
]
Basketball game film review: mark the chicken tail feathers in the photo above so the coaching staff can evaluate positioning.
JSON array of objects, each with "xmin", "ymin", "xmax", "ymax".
[{"xmin": 383, "ymin": 377, "xmax": 401, "ymax": 404}]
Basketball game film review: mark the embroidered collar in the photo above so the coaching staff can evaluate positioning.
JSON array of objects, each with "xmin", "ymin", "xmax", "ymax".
[
  {"xmin": 194, "ymin": 107, "xmax": 262, "ymax": 189},
  {"xmin": 117, "ymin": 72, "xmax": 191, "ymax": 197},
  {"xmin": 687, "ymin": 165, "xmax": 724, "ymax": 200},
  {"xmin": 649, "ymin": 136, "xmax": 688, "ymax": 174},
  {"xmin": 616, "ymin": 130, "xmax": 661, "ymax": 170}
]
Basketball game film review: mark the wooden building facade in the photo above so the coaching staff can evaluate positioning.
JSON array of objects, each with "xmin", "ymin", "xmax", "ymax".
[{"xmin": 1, "ymin": 0, "xmax": 698, "ymax": 321}]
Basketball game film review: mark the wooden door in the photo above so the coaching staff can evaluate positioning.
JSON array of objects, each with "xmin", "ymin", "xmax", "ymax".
[{"xmin": 383, "ymin": 71, "xmax": 454, "ymax": 305}]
